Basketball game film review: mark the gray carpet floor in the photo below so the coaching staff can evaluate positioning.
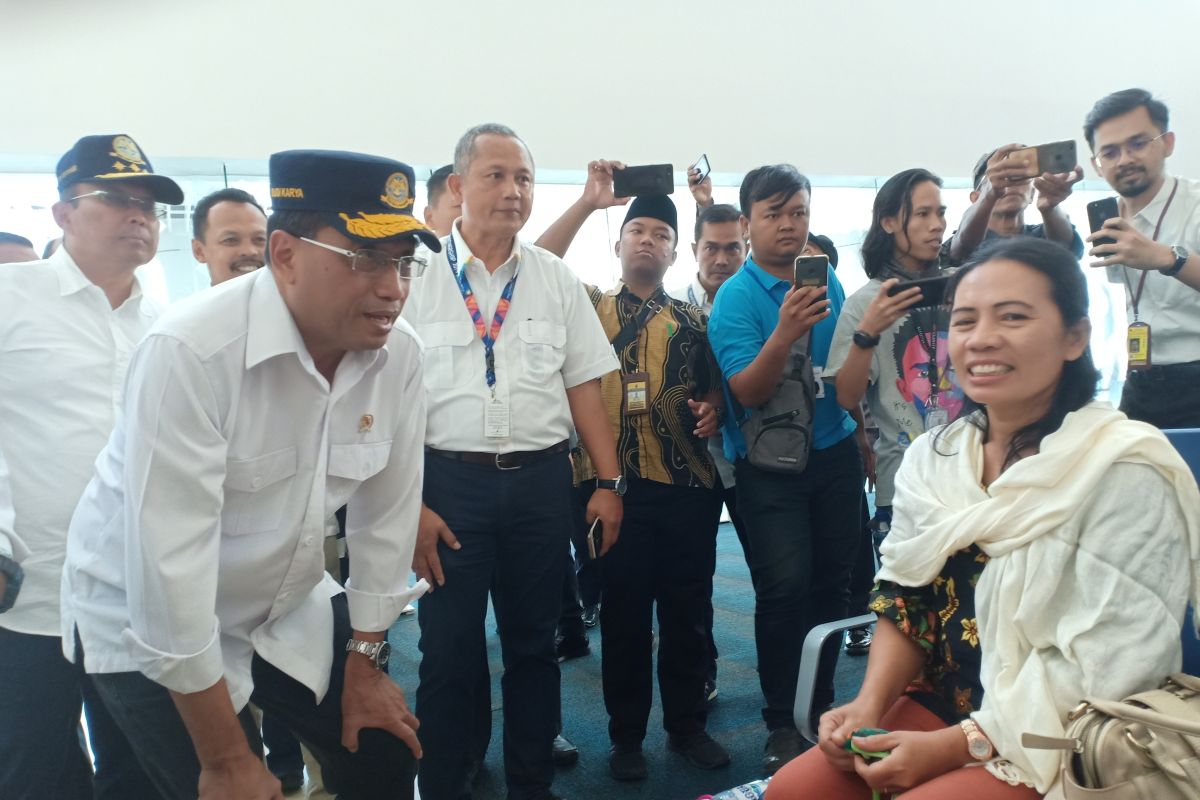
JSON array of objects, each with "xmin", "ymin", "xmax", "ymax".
[{"xmin": 388, "ymin": 522, "xmax": 871, "ymax": 800}]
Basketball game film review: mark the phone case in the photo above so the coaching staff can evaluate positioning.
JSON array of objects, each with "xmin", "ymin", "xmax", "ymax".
[
  {"xmin": 1087, "ymin": 197, "xmax": 1119, "ymax": 247},
  {"xmin": 793, "ymin": 255, "xmax": 828, "ymax": 287},
  {"xmin": 1036, "ymin": 140, "xmax": 1077, "ymax": 174},
  {"xmin": 613, "ymin": 164, "xmax": 674, "ymax": 198}
]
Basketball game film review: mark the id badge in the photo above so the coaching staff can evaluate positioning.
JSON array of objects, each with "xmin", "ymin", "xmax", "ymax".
[
  {"xmin": 1127, "ymin": 322, "xmax": 1151, "ymax": 370},
  {"xmin": 924, "ymin": 396, "xmax": 949, "ymax": 431},
  {"xmin": 622, "ymin": 371, "xmax": 651, "ymax": 416},
  {"xmin": 484, "ymin": 400, "xmax": 511, "ymax": 439}
]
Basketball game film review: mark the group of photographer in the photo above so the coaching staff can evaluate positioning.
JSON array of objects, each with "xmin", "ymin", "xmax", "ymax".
[{"xmin": 0, "ymin": 85, "xmax": 1198, "ymax": 800}]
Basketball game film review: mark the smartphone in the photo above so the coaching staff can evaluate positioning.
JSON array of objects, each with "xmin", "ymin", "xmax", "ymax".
[
  {"xmin": 1008, "ymin": 140, "xmax": 1078, "ymax": 178},
  {"xmin": 887, "ymin": 274, "xmax": 951, "ymax": 307},
  {"xmin": 586, "ymin": 518, "xmax": 602, "ymax": 560},
  {"xmin": 1087, "ymin": 197, "xmax": 1120, "ymax": 248},
  {"xmin": 793, "ymin": 254, "xmax": 829, "ymax": 288},
  {"xmin": 691, "ymin": 154, "xmax": 711, "ymax": 183},
  {"xmin": 612, "ymin": 164, "xmax": 674, "ymax": 198}
]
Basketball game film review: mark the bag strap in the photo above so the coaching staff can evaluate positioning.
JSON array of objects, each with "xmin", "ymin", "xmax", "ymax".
[
  {"xmin": 1076, "ymin": 696, "xmax": 1200, "ymax": 737},
  {"xmin": 609, "ymin": 288, "xmax": 668, "ymax": 354}
]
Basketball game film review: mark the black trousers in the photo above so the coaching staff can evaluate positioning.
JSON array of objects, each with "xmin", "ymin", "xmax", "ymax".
[
  {"xmin": 596, "ymin": 477, "xmax": 722, "ymax": 747},
  {"xmin": 1121, "ymin": 362, "xmax": 1200, "ymax": 429},
  {"xmin": 734, "ymin": 434, "xmax": 865, "ymax": 730},
  {"xmin": 416, "ymin": 452, "xmax": 572, "ymax": 800},
  {"xmin": 89, "ymin": 594, "xmax": 416, "ymax": 800},
  {"xmin": 0, "ymin": 627, "xmax": 156, "ymax": 800},
  {"xmin": 703, "ymin": 478, "xmax": 750, "ymax": 684}
]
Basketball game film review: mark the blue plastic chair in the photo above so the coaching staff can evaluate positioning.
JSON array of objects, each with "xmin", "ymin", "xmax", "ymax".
[{"xmin": 1164, "ymin": 429, "xmax": 1200, "ymax": 675}]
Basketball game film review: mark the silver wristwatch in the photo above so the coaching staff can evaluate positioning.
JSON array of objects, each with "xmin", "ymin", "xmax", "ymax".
[{"xmin": 345, "ymin": 638, "xmax": 392, "ymax": 671}]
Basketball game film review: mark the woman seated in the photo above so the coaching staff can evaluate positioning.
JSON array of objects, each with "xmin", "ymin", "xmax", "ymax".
[{"xmin": 766, "ymin": 236, "xmax": 1200, "ymax": 799}]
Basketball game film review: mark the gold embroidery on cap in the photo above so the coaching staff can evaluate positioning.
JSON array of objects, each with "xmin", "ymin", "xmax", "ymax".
[
  {"xmin": 110, "ymin": 135, "xmax": 145, "ymax": 165},
  {"xmin": 271, "ymin": 187, "xmax": 305, "ymax": 199},
  {"xmin": 381, "ymin": 173, "xmax": 412, "ymax": 209},
  {"xmin": 359, "ymin": 414, "xmax": 374, "ymax": 433},
  {"xmin": 339, "ymin": 212, "xmax": 425, "ymax": 239}
]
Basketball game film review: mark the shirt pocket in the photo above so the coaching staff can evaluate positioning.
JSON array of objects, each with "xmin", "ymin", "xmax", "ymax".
[
  {"xmin": 326, "ymin": 440, "xmax": 394, "ymax": 511},
  {"xmin": 222, "ymin": 447, "xmax": 298, "ymax": 535},
  {"xmin": 420, "ymin": 321, "xmax": 476, "ymax": 390},
  {"xmin": 518, "ymin": 319, "xmax": 567, "ymax": 384}
]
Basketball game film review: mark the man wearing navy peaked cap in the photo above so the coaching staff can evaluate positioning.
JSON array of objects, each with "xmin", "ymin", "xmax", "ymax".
[
  {"xmin": 62, "ymin": 149, "xmax": 435, "ymax": 800},
  {"xmin": 0, "ymin": 133, "xmax": 179, "ymax": 800}
]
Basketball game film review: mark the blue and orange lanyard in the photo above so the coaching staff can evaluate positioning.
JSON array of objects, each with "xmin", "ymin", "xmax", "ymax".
[{"xmin": 446, "ymin": 235, "xmax": 519, "ymax": 391}]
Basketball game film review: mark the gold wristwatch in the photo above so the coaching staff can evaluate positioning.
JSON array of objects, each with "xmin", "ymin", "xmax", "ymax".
[{"xmin": 960, "ymin": 718, "xmax": 995, "ymax": 761}]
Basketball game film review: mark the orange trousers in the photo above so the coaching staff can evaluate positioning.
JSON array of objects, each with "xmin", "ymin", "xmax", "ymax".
[{"xmin": 764, "ymin": 697, "xmax": 1043, "ymax": 800}]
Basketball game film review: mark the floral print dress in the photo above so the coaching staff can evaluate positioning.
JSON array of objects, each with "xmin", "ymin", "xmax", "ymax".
[{"xmin": 869, "ymin": 544, "xmax": 989, "ymax": 724}]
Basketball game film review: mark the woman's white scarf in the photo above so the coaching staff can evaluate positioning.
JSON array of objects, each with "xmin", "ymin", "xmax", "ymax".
[{"xmin": 876, "ymin": 402, "xmax": 1200, "ymax": 791}]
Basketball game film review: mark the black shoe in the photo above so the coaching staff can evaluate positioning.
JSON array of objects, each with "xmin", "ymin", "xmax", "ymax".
[
  {"xmin": 582, "ymin": 604, "xmax": 600, "ymax": 628},
  {"xmin": 844, "ymin": 626, "xmax": 872, "ymax": 656},
  {"xmin": 276, "ymin": 770, "xmax": 304, "ymax": 794},
  {"xmin": 555, "ymin": 634, "xmax": 591, "ymax": 663},
  {"xmin": 552, "ymin": 734, "xmax": 579, "ymax": 767},
  {"xmin": 763, "ymin": 727, "xmax": 806, "ymax": 775},
  {"xmin": 608, "ymin": 746, "xmax": 648, "ymax": 781},
  {"xmin": 704, "ymin": 678, "xmax": 718, "ymax": 703},
  {"xmin": 668, "ymin": 732, "xmax": 731, "ymax": 770}
]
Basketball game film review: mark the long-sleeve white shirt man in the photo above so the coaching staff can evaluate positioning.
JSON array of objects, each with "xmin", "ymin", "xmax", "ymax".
[{"xmin": 62, "ymin": 268, "xmax": 427, "ymax": 711}]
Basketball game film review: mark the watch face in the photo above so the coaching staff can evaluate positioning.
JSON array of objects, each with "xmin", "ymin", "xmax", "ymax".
[
  {"xmin": 968, "ymin": 735, "xmax": 991, "ymax": 760},
  {"xmin": 376, "ymin": 640, "xmax": 391, "ymax": 669}
]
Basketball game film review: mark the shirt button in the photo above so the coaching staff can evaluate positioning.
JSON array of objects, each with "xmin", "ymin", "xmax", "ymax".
[
  {"xmin": 252, "ymin": 476, "xmax": 262, "ymax": 488},
  {"xmin": 304, "ymin": 537, "xmax": 315, "ymax": 547}
]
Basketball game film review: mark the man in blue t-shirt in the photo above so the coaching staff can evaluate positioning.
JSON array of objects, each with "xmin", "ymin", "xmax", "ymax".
[{"xmin": 707, "ymin": 165, "xmax": 865, "ymax": 775}]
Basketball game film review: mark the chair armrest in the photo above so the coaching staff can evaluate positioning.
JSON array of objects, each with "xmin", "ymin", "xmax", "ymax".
[{"xmin": 794, "ymin": 613, "xmax": 877, "ymax": 743}]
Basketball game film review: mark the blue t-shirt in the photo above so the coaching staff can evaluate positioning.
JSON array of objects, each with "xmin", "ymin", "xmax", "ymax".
[{"xmin": 708, "ymin": 257, "xmax": 857, "ymax": 462}]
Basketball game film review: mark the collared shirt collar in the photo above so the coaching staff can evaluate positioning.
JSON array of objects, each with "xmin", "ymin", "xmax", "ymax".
[
  {"xmin": 1131, "ymin": 175, "xmax": 1178, "ymax": 225},
  {"xmin": 743, "ymin": 256, "xmax": 790, "ymax": 291},
  {"xmin": 49, "ymin": 244, "xmax": 148, "ymax": 306},
  {"xmin": 450, "ymin": 220, "xmax": 522, "ymax": 272},
  {"xmin": 688, "ymin": 275, "xmax": 711, "ymax": 308},
  {"xmin": 243, "ymin": 269, "xmax": 386, "ymax": 380}
]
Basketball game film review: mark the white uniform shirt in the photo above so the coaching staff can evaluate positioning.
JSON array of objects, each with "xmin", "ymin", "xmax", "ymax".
[
  {"xmin": 0, "ymin": 247, "xmax": 159, "ymax": 635},
  {"xmin": 669, "ymin": 275, "xmax": 734, "ymax": 488},
  {"xmin": 1106, "ymin": 175, "xmax": 1200, "ymax": 365},
  {"xmin": 62, "ymin": 269, "xmax": 427, "ymax": 711},
  {"xmin": 0, "ymin": 444, "xmax": 24, "ymax": 562},
  {"xmin": 403, "ymin": 224, "xmax": 617, "ymax": 451}
]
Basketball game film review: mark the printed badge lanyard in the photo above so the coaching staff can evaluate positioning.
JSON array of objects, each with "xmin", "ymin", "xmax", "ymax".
[
  {"xmin": 910, "ymin": 310, "xmax": 947, "ymax": 430},
  {"xmin": 447, "ymin": 236, "xmax": 520, "ymax": 441},
  {"xmin": 1120, "ymin": 178, "xmax": 1178, "ymax": 370}
]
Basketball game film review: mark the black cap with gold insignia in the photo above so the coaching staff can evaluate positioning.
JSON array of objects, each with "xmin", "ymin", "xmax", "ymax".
[
  {"xmin": 268, "ymin": 150, "xmax": 441, "ymax": 251},
  {"xmin": 56, "ymin": 134, "xmax": 184, "ymax": 205}
]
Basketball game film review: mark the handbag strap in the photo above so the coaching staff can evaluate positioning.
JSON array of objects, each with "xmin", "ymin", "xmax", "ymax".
[{"xmin": 609, "ymin": 288, "xmax": 668, "ymax": 354}]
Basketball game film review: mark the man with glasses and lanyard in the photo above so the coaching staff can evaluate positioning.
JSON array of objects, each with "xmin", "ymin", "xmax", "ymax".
[
  {"xmin": 1084, "ymin": 88, "xmax": 1200, "ymax": 428},
  {"xmin": 0, "ymin": 134, "xmax": 178, "ymax": 799},
  {"xmin": 61, "ymin": 150, "xmax": 434, "ymax": 800}
]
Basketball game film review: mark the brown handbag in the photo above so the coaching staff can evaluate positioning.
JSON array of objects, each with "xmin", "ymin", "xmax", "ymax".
[{"xmin": 1022, "ymin": 673, "xmax": 1200, "ymax": 799}]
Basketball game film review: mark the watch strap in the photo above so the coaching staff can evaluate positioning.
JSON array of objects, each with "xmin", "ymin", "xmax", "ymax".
[{"xmin": 1162, "ymin": 245, "xmax": 1189, "ymax": 277}]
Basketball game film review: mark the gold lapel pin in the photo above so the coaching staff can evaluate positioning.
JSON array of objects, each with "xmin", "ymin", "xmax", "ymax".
[{"xmin": 359, "ymin": 414, "xmax": 374, "ymax": 433}]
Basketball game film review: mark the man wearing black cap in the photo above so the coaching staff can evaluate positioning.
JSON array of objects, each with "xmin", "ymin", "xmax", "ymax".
[
  {"xmin": 62, "ymin": 149, "xmax": 436, "ymax": 800},
  {"xmin": 0, "ymin": 133, "xmax": 179, "ymax": 800},
  {"xmin": 574, "ymin": 194, "xmax": 731, "ymax": 780}
]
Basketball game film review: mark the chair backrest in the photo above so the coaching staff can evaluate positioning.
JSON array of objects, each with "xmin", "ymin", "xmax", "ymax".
[{"xmin": 1164, "ymin": 429, "xmax": 1200, "ymax": 675}]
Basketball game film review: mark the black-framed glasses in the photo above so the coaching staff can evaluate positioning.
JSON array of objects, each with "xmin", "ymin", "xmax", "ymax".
[
  {"xmin": 299, "ymin": 237, "xmax": 427, "ymax": 279},
  {"xmin": 68, "ymin": 189, "xmax": 168, "ymax": 219},
  {"xmin": 1093, "ymin": 132, "xmax": 1168, "ymax": 166}
]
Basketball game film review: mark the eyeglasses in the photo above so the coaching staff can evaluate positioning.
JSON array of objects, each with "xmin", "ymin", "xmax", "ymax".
[
  {"xmin": 1092, "ymin": 132, "xmax": 1168, "ymax": 166},
  {"xmin": 68, "ymin": 189, "xmax": 168, "ymax": 219},
  {"xmin": 299, "ymin": 237, "xmax": 427, "ymax": 279}
]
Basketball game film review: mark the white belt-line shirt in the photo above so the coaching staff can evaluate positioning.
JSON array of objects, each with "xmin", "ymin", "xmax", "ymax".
[
  {"xmin": 0, "ymin": 443, "xmax": 24, "ymax": 562},
  {"xmin": 0, "ymin": 247, "xmax": 159, "ymax": 635},
  {"xmin": 63, "ymin": 268, "xmax": 427, "ymax": 710},
  {"xmin": 1106, "ymin": 175, "xmax": 1200, "ymax": 366},
  {"xmin": 402, "ymin": 224, "xmax": 618, "ymax": 452}
]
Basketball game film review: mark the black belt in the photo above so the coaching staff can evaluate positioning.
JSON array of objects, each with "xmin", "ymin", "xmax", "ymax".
[
  {"xmin": 425, "ymin": 440, "xmax": 570, "ymax": 471},
  {"xmin": 1128, "ymin": 360, "xmax": 1200, "ymax": 381}
]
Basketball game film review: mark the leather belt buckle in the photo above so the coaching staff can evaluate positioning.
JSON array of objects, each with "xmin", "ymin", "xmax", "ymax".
[{"xmin": 494, "ymin": 453, "xmax": 522, "ymax": 471}]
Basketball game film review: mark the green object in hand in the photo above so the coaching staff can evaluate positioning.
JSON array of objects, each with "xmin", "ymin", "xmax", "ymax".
[{"xmin": 845, "ymin": 728, "xmax": 892, "ymax": 800}]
